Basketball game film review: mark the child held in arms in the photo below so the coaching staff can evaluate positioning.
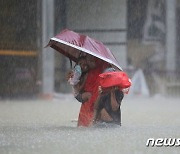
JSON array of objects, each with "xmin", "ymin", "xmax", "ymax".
[{"xmin": 68, "ymin": 56, "xmax": 92, "ymax": 103}]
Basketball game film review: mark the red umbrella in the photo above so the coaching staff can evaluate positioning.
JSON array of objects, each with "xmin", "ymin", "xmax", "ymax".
[{"xmin": 47, "ymin": 29, "xmax": 122, "ymax": 70}]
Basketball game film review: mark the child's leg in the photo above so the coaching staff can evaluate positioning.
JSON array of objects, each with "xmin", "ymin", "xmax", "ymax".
[
  {"xmin": 100, "ymin": 108, "xmax": 113, "ymax": 122},
  {"xmin": 81, "ymin": 92, "xmax": 91, "ymax": 102}
]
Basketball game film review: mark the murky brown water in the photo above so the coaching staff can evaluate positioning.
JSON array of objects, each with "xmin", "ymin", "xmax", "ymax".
[{"xmin": 0, "ymin": 94, "xmax": 180, "ymax": 154}]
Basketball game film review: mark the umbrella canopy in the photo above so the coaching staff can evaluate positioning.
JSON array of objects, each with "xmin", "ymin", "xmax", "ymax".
[{"xmin": 47, "ymin": 29, "xmax": 122, "ymax": 70}]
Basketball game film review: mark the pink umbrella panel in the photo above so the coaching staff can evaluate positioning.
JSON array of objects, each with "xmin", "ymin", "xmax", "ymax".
[{"xmin": 47, "ymin": 29, "xmax": 122, "ymax": 70}]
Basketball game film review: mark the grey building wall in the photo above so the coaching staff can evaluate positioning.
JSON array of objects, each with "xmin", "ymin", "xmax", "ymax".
[{"xmin": 66, "ymin": 0, "xmax": 127, "ymax": 68}]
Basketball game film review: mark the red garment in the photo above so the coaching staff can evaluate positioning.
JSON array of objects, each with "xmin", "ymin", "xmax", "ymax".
[
  {"xmin": 99, "ymin": 71, "xmax": 131, "ymax": 89},
  {"xmin": 77, "ymin": 60, "xmax": 108, "ymax": 127}
]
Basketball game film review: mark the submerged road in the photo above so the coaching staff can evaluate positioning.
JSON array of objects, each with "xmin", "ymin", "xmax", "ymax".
[{"xmin": 0, "ymin": 94, "xmax": 180, "ymax": 154}]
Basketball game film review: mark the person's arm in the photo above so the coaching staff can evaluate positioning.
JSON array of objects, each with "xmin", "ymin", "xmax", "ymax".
[{"xmin": 110, "ymin": 88, "xmax": 120, "ymax": 111}]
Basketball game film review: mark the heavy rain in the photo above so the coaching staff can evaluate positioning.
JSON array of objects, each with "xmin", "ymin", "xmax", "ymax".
[{"xmin": 0, "ymin": 0, "xmax": 180, "ymax": 154}]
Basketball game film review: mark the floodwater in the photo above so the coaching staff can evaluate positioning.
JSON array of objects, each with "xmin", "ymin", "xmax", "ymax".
[{"xmin": 0, "ymin": 94, "xmax": 180, "ymax": 154}]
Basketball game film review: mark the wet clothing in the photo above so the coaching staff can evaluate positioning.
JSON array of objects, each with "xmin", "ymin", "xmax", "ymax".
[
  {"xmin": 96, "ymin": 90, "xmax": 124, "ymax": 125},
  {"xmin": 77, "ymin": 60, "xmax": 109, "ymax": 127}
]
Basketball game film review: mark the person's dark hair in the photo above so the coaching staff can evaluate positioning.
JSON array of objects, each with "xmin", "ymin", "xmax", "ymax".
[{"xmin": 76, "ymin": 56, "xmax": 86, "ymax": 64}]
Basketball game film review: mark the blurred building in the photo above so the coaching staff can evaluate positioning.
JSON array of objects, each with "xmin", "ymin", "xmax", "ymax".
[
  {"xmin": 0, "ymin": 0, "xmax": 179, "ymax": 98},
  {"xmin": 0, "ymin": 0, "xmax": 39, "ymax": 98},
  {"xmin": 128, "ymin": 0, "xmax": 180, "ymax": 96}
]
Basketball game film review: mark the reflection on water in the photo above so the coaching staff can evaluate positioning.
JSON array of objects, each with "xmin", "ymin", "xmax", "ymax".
[{"xmin": 0, "ymin": 96, "xmax": 180, "ymax": 154}]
